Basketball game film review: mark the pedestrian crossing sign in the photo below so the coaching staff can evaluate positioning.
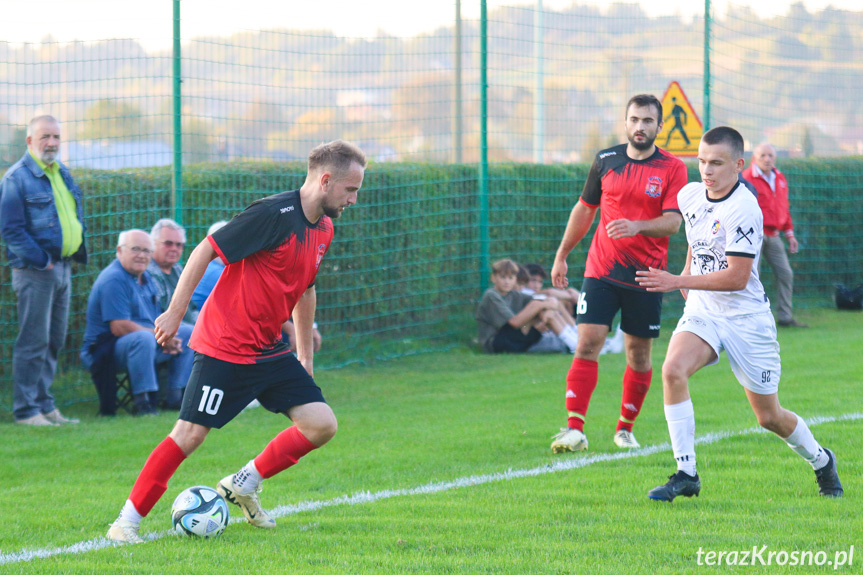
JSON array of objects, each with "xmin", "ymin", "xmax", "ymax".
[{"xmin": 660, "ymin": 81, "xmax": 703, "ymax": 157}]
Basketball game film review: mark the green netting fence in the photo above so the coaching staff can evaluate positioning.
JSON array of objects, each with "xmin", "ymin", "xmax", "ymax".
[{"xmin": 1, "ymin": 1, "xmax": 862, "ymax": 415}]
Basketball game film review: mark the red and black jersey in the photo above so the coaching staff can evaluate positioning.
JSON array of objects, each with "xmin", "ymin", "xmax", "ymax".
[
  {"xmin": 189, "ymin": 190, "xmax": 334, "ymax": 364},
  {"xmin": 580, "ymin": 144, "xmax": 687, "ymax": 290}
]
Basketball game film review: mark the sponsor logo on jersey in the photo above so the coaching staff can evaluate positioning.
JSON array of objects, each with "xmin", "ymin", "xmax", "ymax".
[
  {"xmin": 711, "ymin": 220, "xmax": 720, "ymax": 234},
  {"xmin": 645, "ymin": 176, "xmax": 663, "ymax": 197},
  {"xmin": 280, "ymin": 205, "xmax": 295, "ymax": 214},
  {"xmin": 315, "ymin": 243, "xmax": 327, "ymax": 269},
  {"xmin": 599, "ymin": 150, "xmax": 617, "ymax": 159}
]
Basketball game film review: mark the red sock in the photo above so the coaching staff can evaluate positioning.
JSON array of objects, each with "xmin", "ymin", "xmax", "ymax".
[
  {"xmin": 617, "ymin": 366, "xmax": 652, "ymax": 432},
  {"xmin": 129, "ymin": 436, "xmax": 187, "ymax": 517},
  {"xmin": 254, "ymin": 426, "xmax": 318, "ymax": 479},
  {"xmin": 565, "ymin": 358, "xmax": 598, "ymax": 431}
]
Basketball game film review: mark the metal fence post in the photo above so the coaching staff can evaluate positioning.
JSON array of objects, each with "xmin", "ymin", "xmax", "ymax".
[
  {"xmin": 172, "ymin": 0, "xmax": 183, "ymax": 224},
  {"xmin": 479, "ymin": 0, "xmax": 490, "ymax": 292},
  {"xmin": 534, "ymin": 0, "xmax": 544, "ymax": 163},
  {"xmin": 704, "ymin": 0, "xmax": 711, "ymax": 131},
  {"xmin": 454, "ymin": 0, "xmax": 463, "ymax": 164}
]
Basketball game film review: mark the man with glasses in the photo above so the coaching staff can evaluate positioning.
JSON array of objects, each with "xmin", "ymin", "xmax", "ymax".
[
  {"xmin": 148, "ymin": 218, "xmax": 198, "ymax": 324},
  {"xmin": 81, "ymin": 229, "xmax": 194, "ymax": 415}
]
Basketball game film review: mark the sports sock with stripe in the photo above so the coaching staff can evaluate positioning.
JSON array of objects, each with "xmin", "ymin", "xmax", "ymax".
[
  {"xmin": 617, "ymin": 366, "xmax": 652, "ymax": 432},
  {"xmin": 665, "ymin": 399, "xmax": 696, "ymax": 476},
  {"xmin": 565, "ymin": 358, "xmax": 598, "ymax": 431},
  {"xmin": 783, "ymin": 413, "xmax": 830, "ymax": 470}
]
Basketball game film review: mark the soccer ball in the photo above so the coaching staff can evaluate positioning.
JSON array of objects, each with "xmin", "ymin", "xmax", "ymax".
[{"xmin": 171, "ymin": 485, "xmax": 230, "ymax": 538}]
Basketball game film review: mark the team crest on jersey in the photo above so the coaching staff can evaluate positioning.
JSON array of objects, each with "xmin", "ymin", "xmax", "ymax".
[
  {"xmin": 691, "ymin": 240, "xmax": 727, "ymax": 274},
  {"xmin": 645, "ymin": 176, "xmax": 663, "ymax": 198},
  {"xmin": 315, "ymin": 244, "xmax": 327, "ymax": 269},
  {"xmin": 711, "ymin": 220, "xmax": 720, "ymax": 235}
]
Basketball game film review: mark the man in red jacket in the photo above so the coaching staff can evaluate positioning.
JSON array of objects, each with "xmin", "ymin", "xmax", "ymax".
[{"xmin": 742, "ymin": 143, "xmax": 807, "ymax": 327}]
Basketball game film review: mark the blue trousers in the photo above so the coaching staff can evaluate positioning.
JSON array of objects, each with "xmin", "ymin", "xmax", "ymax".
[
  {"xmin": 113, "ymin": 322, "xmax": 195, "ymax": 395},
  {"xmin": 11, "ymin": 261, "xmax": 71, "ymax": 420}
]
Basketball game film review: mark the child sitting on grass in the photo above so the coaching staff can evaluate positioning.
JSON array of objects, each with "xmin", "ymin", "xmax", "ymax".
[{"xmin": 476, "ymin": 259, "xmax": 579, "ymax": 353}]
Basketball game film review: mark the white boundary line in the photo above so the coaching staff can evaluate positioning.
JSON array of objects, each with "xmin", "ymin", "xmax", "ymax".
[{"xmin": 2, "ymin": 412, "xmax": 859, "ymax": 566}]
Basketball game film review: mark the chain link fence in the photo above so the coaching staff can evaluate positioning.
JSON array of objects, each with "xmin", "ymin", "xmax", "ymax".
[{"xmin": 1, "ymin": 1, "xmax": 862, "ymax": 414}]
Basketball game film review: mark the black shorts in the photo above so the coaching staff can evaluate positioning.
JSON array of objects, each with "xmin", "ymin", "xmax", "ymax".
[
  {"xmin": 492, "ymin": 324, "xmax": 543, "ymax": 353},
  {"xmin": 576, "ymin": 277, "xmax": 663, "ymax": 339},
  {"xmin": 179, "ymin": 352, "xmax": 326, "ymax": 429}
]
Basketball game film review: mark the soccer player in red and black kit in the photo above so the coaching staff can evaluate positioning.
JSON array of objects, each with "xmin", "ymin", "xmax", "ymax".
[
  {"xmin": 107, "ymin": 140, "xmax": 366, "ymax": 543},
  {"xmin": 550, "ymin": 94, "xmax": 687, "ymax": 453}
]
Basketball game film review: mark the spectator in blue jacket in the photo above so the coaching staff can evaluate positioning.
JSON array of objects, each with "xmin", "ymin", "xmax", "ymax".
[
  {"xmin": 0, "ymin": 115, "xmax": 86, "ymax": 426},
  {"xmin": 81, "ymin": 229, "xmax": 194, "ymax": 415}
]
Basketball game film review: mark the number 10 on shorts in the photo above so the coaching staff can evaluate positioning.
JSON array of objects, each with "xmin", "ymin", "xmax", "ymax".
[{"xmin": 198, "ymin": 385, "xmax": 224, "ymax": 415}]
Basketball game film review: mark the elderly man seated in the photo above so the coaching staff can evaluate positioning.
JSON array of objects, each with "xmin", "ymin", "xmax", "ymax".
[
  {"xmin": 148, "ymin": 218, "xmax": 197, "ymax": 324},
  {"xmin": 81, "ymin": 229, "xmax": 194, "ymax": 415}
]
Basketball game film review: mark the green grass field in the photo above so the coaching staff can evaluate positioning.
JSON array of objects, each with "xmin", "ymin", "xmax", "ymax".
[{"xmin": 1, "ymin": 309, "xmax": 860, "ymax": 574}]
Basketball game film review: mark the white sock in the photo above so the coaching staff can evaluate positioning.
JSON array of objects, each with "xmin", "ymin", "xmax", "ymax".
[
  {"xmin": 232, "ymin": 460, "xmax": 263, "ymax": 493},
  {"xmin": 665, "ymin": 400, "xmax": 697, "ymax": 476},
  {"xmin": 119, "ymin": 499, "xmax": 143, "ymax": 525},
  {"xmin": 559, "ymin": 325, "xmax": 579, "ymax": 353},
  {"xmin": 784, "ymin": 414, "xmax": 829, "ymax": 470}
]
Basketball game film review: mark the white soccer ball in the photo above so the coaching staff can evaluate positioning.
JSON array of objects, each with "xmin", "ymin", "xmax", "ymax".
[{"xmin": 171, "ymin": 485, "xmax": 230, "ymax": 538}]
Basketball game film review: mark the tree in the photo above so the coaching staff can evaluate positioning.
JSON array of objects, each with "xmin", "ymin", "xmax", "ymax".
[
  {"xmin": 183, "ymin": 117, "xmax": 215, "ymax": 165},
  {"xmin": 1, "ymin": 125, "xmax": 27, "ymax": 168},
  {"xmin": 285, "ymin": 109, "xmax": 340, "ymax": 159},
  {"xmin": 802, "ymin": 125, "xmax": 814, "ymax": 157},
  {"xmin": 80, "ymin": 99, "xmax": 148, "ymax": 140}
]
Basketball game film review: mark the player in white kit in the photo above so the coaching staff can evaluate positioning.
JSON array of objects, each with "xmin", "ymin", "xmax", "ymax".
[{"xmin": 635, "ymin": 127, "xmax": 843, "ymax": 501}]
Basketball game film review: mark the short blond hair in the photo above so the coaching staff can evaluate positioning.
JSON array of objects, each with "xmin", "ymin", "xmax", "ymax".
[
  {"xmin": 491, "ymin": 258, "xmax": 519, "ymax": 276},
  {"xmin": 308, "ymin": 140, "xmax": 367, "ymax": 177}
]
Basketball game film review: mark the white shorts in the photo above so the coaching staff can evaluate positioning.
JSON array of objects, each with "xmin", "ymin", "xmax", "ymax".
[{"xmin": 672, "ymin": 311, "xmax": 781, "ymax": 394}]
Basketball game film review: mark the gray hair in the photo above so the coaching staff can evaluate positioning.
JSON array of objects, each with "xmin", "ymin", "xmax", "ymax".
[
  {"xmin": 117, "ymin": 229, "xmax": 154, "ymax": 249},
  {"xmin": 207, "ymin": 220, "xmax": 229, "ymax": 236},
  {"xmin": 753, "ymin": 142, "xmax": 776, "ymax": 154},
  {"xmin": 150, "ymin": 218, "xmax": 187, "ymax": 243},
  {"xmin": 27, "ymin": 115, "xmax": 59, "ymax": 137}
]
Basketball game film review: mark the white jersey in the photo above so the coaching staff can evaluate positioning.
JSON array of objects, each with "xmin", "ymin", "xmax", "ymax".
[{"xmin": 678, "ymin": 181, "xmax": 770, "ymax": 317}]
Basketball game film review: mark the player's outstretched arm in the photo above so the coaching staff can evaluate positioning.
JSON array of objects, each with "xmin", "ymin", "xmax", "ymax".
[
  {"xmin": 552, "ymin": 202, "xmax": 597, "ymax": 288},
  {"xmin": 636, "ymin": 254, "xmax": 753, "ymax": 294},
  {"xmin": 292, "ymin": 286, "xmax": 317, "ymax": 377},
  {"xmin": 154, "ymin": 239, "xmax": 218, "ymax": 345}
]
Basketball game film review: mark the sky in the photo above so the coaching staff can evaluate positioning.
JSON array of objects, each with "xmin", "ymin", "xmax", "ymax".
[{"xmin": 1, "ymin": 0, "xmax": 860, "ymax": 50}]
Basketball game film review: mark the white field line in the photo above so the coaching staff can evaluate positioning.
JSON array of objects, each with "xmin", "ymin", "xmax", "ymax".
[{"xmin": 2, "ymin": 412, "xmax": 859, "ymax": 566}]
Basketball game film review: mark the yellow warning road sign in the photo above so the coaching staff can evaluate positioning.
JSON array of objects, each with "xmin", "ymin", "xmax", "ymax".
[{"xmin": 660, "ymin": 81, "xmax": 703, "ymax": 157}]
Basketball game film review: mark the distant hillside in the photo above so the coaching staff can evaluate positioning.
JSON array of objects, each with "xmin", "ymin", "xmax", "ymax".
[{"xmin": 1, "ymin": 1, "xmax": 861, "ymax": 164}]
